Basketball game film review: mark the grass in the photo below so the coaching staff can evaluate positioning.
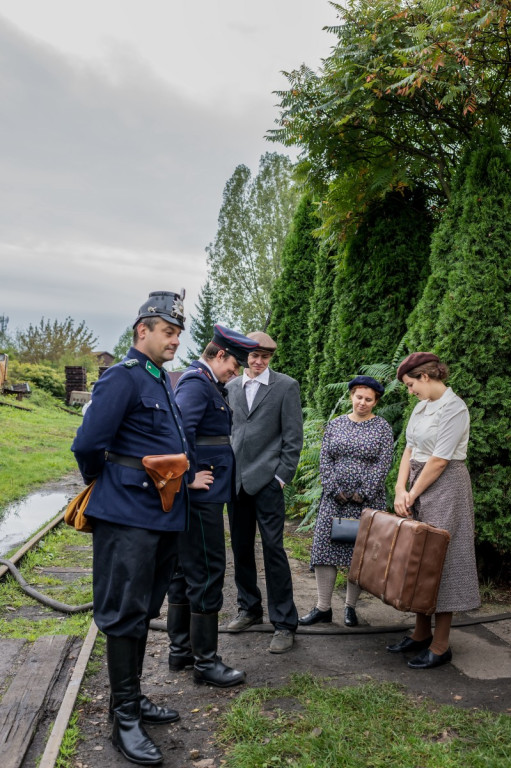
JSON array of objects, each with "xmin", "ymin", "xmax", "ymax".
[
  {"xmin": 218, "ymin": 673, "xmax": 511, "ymax": 768},
  {"xmin": 0, "ymin": 390, "xmax": 80, "ymax": 510},
  {"xmin": 0, "ymin": 524, "xmax": 93, "ymax": 640}
]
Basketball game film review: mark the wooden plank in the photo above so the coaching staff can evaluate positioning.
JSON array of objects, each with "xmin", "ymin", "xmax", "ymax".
[
  {"xmin": 0, "ymin": 635, "xmax": 69, "ymax": 768},
  {"xmin": 0, "ymin": 640, "xmax": 26, "ymax": 692},
  {"xmin": 39, "ymin": 621, "xmax": 98, "ymax": 768}
]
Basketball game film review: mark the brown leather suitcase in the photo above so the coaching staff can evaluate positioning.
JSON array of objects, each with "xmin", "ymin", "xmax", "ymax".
[{"xmin": 348, "ymin": 508, "xmax": 451, "ymax": 615}]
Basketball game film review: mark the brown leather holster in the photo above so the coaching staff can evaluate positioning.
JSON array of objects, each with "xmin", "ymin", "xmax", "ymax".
[{"xmin": 141, "ymin": 453, "xmax": 189, "ymax": 512}]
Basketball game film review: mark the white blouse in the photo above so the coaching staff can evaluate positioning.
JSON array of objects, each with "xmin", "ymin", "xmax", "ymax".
[{"xmin": 406, "ymin": 387, "xmax": 470, "ymax": 462}]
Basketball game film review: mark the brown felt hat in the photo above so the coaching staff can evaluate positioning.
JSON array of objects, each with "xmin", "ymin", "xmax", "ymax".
[
  {"xmin": 246, "ymin": 331, "xmax": 277, "ymax": 352},
  {"xmin": 397, "ymin": 352, "xmax": 440, "ymax": 381}
]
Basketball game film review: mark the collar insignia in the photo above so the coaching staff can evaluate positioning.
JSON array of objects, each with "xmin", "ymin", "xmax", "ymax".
[{"xmin": 145, "ymin": 360, "xmax": 161, "ymax": 379}]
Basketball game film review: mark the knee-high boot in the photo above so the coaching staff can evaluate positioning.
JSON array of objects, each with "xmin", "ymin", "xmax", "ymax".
[
  {"xmin": 167, "ymin": 603, "xmax": 195, "ymax": 670},
  {"xmin": 137, "ymin": 634, "xmax": 180, "ymax": 724},
  {"xmin": 107, "ymin": 636, "xmax": 163, "ymax": 765},
  {"xmin": 190, "ymin": 612, "xmax": 246, "ymax": 688}
]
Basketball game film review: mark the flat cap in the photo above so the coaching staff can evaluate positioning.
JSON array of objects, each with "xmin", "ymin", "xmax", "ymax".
[
  {"xmin": 348, "ymin": 375, "xmax": 385, "ymax": 397},
  {"xmin": 246, "ymin": 331, "xmax": 277, "ymax": 352},
  {"xmin": 397, "ymin": 352, "xmax": 440, "ymax": 381},
  {"xmin": 212, "ymin": 325, "xmax": 259, "ymax": 367}
]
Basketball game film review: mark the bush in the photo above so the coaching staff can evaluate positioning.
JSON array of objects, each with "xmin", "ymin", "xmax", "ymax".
[{"xmin": 6, "ymin": 359, "xmax": 66, "ymax": 398}]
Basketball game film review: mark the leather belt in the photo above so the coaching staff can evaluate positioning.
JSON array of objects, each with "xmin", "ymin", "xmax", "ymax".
[
  {"xmin": 105, "ymin": 451, "xmax": 144, "ymax": 470},
  {"xmin": 195, "ymin": 435, "xmax": 231, "ymax": 446}
]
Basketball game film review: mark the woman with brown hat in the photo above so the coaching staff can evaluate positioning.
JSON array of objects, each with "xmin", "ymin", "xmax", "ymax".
[{"xmin": 389, "ymin": 353, "xmax": 480, "ymax": 669}]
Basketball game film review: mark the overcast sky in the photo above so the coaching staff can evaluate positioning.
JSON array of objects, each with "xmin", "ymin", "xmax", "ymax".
[{"xmin": 0, "ymin": 1, "xmax": 337, "ymax": 356}]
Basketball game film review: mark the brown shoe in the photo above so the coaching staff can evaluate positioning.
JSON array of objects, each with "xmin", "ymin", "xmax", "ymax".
[
  {"xmin": 269, "ymin": 630, "xmax": 294, "ymax": 654},
  {"xmin": 227, "ymin": 610, "xmax": 263, "ymax": 633}
]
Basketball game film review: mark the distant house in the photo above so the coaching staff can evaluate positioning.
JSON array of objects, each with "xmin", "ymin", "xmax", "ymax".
[{"xmin": 95, "ymin": 351, "xmax": 115, "ymax": 367}]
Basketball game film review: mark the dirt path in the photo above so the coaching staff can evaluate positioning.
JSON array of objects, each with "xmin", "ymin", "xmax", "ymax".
[{"xmin": 72, "ymin": 518, "xmax": 511, "ymax": 768}]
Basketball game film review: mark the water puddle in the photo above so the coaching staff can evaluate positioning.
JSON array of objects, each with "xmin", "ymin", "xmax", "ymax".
[{"xmin": 0, "ymin": 492, "xmax": 69, "ymax": 556}]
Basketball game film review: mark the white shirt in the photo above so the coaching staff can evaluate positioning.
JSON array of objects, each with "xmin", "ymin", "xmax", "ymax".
[
  {"xmin": 242, "ymin": 366, "xmax": 270, "ymax": 411},
  {"xmin": 406, "ymin": 387, "xmax": 470, "ymax": 462},
  {"xmin": 241, "ymin": 367, "xmax": 284, "ymax": 486}
]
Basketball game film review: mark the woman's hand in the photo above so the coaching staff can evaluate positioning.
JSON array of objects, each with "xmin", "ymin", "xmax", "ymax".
[
  {"xmin": 394, "ymin": 487, "xmax": 412, "ymax": 518},
  {"xmin": 188, "ymin": 470, "xmax": 214, "ymax": 491},
  {"xmin": 335, "ymin": 491, "xmax": 349, "ymax": 504}
]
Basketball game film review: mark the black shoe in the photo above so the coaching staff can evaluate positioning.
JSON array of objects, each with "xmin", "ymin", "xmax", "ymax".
[
  {"xmin": 408, "ymin": 647, "xmax": 452, "ymax": 669},
  {"xmin": 298, "ymin": 606, "xmax": 333, "ymax": 626},
  {"xmin": 386, "ymin": 635, "xmax": 433, "ymax": 654},
  {"xmin": 344, "ymin": 606, "xmax": 358, "ymax": 627},
  {"xmin": 112, "ymin": 699, "xmax": 163, "ymax": 765},
  {"xmin": 139, "ymin": 695, "xmax": 180, "ymax": 724},
  {"xmin": 226, "ymin": 609, "xmax": 264, "ymax": 632},
  {"xmin": 109, "ymin": 695, "xmax": 180, "ymax": 725}
]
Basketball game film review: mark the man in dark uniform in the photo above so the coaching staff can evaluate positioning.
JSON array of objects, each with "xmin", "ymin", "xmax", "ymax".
[
  {"xmin": 72, "ymin": 290, "xmax": 203, "ymax": 767},
  {"xmin": 167, "ymin": 324, "xmax": 258, "ymax": 687}
]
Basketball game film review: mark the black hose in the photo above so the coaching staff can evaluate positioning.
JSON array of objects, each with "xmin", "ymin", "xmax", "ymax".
[
  {"xmin": 0, "ymin": 557, "xmax": 93, "ymax": 614},
  {"xmin": 149, "ymin": 608, "xmax": 511, "ymax": 635},
  {"xmin": 2, "ymin": 553, "xmax": 510, "ymax": 633}
]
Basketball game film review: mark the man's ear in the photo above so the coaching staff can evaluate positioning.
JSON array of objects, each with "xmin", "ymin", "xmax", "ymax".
[{"xmin": 135, "ymin": 321, "xmax": 147, "ymax": 339}]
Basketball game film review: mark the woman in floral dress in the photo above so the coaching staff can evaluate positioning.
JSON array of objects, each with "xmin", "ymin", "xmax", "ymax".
[{"xmin": 299, "ymin": 376, "xmax": 394, "ymax": 627}]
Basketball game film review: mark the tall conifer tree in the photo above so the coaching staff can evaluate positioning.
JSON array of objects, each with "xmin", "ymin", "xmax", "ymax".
[
  {"xmin": 267, "ymin": 196, "xmax": 319, "ymax": 390},
  {"xmin": 407, "ymin": 133, "xmax": 511, "ymax": 561},
  {"xmin": 315, "ymin": 191, "xmax": 433, "ymax": 416}
]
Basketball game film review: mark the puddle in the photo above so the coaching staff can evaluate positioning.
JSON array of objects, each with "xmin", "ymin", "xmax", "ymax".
[{"xmin": 0, "ymin": 492, "xmax": 69, "ymax": 556}]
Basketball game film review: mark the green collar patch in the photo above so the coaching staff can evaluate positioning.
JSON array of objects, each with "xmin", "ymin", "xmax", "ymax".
[{"xmin": 145, "ymin": 360, "xmax": 161, "ymax": 379}]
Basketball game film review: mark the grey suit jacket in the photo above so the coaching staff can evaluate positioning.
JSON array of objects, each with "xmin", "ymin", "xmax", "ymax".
[{"xmin": 226, "ymin": 368, "xmax": 303, "ymax": 496}]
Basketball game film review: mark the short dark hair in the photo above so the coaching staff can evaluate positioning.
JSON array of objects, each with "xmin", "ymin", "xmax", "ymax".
[
  {"xmin": 133, "ymin": 316, "xmax": 161, "ymax": 343},
  {"xmin": 202, "ymin": 342, "xmax": 237, "ymax": 364}
]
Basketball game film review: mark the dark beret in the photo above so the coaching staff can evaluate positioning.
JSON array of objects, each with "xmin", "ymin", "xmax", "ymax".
[
  {"xmin": 397, "ymin": 352, "xmax": 440, "ymax": 381},
  {"xmin": 348, "ymin": 376, "xmax": 385, "ymax": 397}
]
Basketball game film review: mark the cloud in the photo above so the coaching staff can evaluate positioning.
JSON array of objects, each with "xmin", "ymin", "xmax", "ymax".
[
  {"xmin": 0, "ymin": 15, "xmax": 276, "ymax": 254},
  {"xmin": 0, "ymin": 14, "xmax": 288, "ymax": 350}
]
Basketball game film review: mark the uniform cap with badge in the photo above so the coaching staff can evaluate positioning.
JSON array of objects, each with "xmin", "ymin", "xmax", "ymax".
[
  {"xmin": 133, "ymin": 289, "xmax": 186, "ymax": 330},
  {"xmin": 211, "ymin": 324, "xmax": 259, "ymax": 367}
]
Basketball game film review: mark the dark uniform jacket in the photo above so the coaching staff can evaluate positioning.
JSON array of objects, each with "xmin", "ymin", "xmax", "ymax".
[
  {"xmin": 72, "ymin": 347, "xmax": 189, "ymax": 532},
  {"xmin": 174, "ymin": 360, "xmax": 234, "ymax": 504}
]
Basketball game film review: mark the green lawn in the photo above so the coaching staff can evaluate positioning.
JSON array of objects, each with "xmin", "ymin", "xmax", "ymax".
[{"xmin": 0, "ymin": 391, "xmax": 80, "ymax": 510}]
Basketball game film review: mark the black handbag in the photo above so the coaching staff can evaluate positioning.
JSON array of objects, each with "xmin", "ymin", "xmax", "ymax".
[{"xmin": 330, "ymin": 517, "xmax": 360, "ymax": 544}]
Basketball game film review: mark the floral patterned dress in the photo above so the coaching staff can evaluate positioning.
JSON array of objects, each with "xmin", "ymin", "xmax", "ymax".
[{"xmin": 310, "ymin": 414, "xmax": 394, "ymax": 568}]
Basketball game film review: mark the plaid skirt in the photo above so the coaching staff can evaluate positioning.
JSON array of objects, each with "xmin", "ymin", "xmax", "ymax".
[{"xmin": 410, "ymin": 459, "xmax": 480, "ymax": 613}]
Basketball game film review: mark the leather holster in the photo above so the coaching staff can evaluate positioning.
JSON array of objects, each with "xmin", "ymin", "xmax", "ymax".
[{"xmin": 141, "ymin": 453, "xmax": 189, "ymax": 512}]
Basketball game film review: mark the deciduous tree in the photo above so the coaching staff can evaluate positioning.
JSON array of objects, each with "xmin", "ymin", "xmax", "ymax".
[{"xmin": 206, "ymin": 153, "xmax": 298, "ymax": 330}]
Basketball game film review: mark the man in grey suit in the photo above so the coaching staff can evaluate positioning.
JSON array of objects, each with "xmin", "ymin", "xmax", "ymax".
[{"xmin": 226, "ymin": 331, "xmax": 303, "ymax": 653}]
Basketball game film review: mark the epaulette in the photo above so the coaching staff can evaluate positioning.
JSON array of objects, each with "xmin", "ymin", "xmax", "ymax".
[{"xmin": 123, "ymin": 359, "xmax": 139, "ymax": 368}]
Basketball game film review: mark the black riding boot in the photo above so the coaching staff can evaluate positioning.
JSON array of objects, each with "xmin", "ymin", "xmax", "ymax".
[
  {"xmin": 190, "ymin": 612, "xmax": 246, "ymax": 688},
  {"xmin": 167, "ymin": 603, "xmax": 195, "ymax": 670},
  {"xmin": 137, "ymin": 634, "xmax": 180, "ymax": 724},
  {"xmin": 107, "ymin": 636, "xmax": 163, "ymax": 765}
]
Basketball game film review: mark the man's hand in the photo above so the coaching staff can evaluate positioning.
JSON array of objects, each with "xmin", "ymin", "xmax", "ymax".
[{"xmin": 189, "ymin": 470, "xmax": 214, "ymax": 491}]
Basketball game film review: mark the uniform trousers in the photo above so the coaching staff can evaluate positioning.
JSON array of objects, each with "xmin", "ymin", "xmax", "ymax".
[
  {"xmin": 167, "ymin": 501, "xmax": 226, "ymax": 614},
  {"xmin": 228, "ymin": 479, "xmax": 298, "ymax": 632},
  {"xmin": 92, "ymin": 518, "xmax": 178, "ymax": 638}
]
